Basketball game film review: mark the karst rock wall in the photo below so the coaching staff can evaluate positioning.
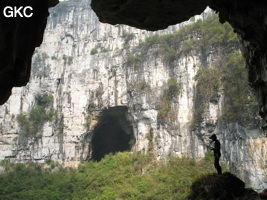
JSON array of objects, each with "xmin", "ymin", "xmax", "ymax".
[
  {"xmin": 0, "ymin": 0, "xmax": 266, "ymax": 190},
  {"xmin": 91, "ymin": 0, "xmax": 267, "ymax": 124}
]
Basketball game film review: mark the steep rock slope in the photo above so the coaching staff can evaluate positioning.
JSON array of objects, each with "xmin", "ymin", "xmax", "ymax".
[{"xmin": 0, "ymin": 0, "xmax": 266, "ymax": 190}]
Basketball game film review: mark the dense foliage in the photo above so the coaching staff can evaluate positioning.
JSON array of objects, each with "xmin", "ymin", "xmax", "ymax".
[
  {"xmin": 0, "ymin": 152, "xmax": 218, "ymax": 200},
  {"xmin": 221, "ymin": 52, "xmax": 258, "ymax": 123}
]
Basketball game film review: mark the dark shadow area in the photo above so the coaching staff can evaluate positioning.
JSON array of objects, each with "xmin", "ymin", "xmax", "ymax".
[
  {"xmin": 91, "ymin": 107, "xmax": 134, "ymax": 161},
  {"xmin": 188, "ymin": 172, "xmax": 260, "ymax": 200}
]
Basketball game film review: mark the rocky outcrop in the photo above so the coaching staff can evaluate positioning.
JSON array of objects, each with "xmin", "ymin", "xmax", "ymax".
[{"xmin": 189, "ymin": 172, "xmax": 261, "ymax": 200}]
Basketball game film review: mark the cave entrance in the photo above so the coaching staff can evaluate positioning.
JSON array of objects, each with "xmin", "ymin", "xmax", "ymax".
[{"xmin": 91, "ymin": 106, "xmax": 134, "ymax": 161}]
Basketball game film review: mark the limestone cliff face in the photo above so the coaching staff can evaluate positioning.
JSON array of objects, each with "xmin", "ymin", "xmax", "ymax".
[{"xmin": 0, "ymin": 0, "xmax": 266, "ymax": 190}]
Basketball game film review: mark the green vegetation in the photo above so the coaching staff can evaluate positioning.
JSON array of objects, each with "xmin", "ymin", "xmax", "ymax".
[
  {"xmin": 146, "ymin": 127, "xmax": 154, "ymax": 153},
  {"xmin": 95, "ymin": 86, "xmax": 104, "ymax": 107},
  {"xmin": 122, "ymin": 31, "xmax": 135, "ymax": 47},
  {"xmin": 0, "ymin": 151, "xmax": 219, "ymax": 200},
  {"xmin": 193, "ymin": 50, "xmax": 258, "ymax": 125},
  {"xmin": 181, "ymin": 15, "xmax": 258, "ymax": 126},
  {"xmin": 68, "ymin": 56, "xmax": 73, "ymax": 65},
  {"xmin": 51, "ymin": 55, "xmax": 57, "ymax": 60},
  {"xmin": 63, "ymin": 54, "xmax": 73, "ymax": 65},
  {"xmin": 90, "ymin": 48, "xmax": 98, "ymax": 55},
  {"xmin": 166, "ymin": 78, "xmax": 181, "ymax": 100},
  {"xmin": 125, "ymin": 14, "xmax": 239, "ymax": 69},
  {"xmin": 32, "ymin": 52, "xmax": 50, "ymax": 78},
  {"xmin": 0, "ymin": 161, "xmax": 71, "ymax": 200},
  {"xmin": 125, "ymin": 13, "xmax": 256, "ymax": 126},
  {"xmin": 100, "ymin": 48, "xmax": 109, "ymax": 53},
  {"xmin": 157, "ymin": 79, "xmax": 181, "ymax": 123},
  {"xmin": 193, "ymin": 66, "xmax": 221, "ymax": 125},
  {"xmin": 83, "ymin": 103, "xmax": 95, "ymax": 130},
  {"xmin": 136, "ymin": 80, "xmax": 148, "ymax": 91},
  {"xmin": 221, "ymin": 51, "xmax": 258, "ymax": 123},
  {"xmin": 125, "ymin": 52, "xmax": 145, "ymax": 70},
  {"xmin": 17, "ymin": 94, "xmax": 57, "ymax": 137}
]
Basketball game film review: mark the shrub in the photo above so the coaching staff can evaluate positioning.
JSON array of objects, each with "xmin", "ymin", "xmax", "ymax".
[
  {"xmin": 193, "ymin": 50, "xmax": 258, "ymax": 125},
  {"xmin": 123, "ymin": 31, "xmax": 135, "ymax": 46},
  {"xmin": 136, "ymin": 80, "xmax": 147, "ymax": 91},
  {"xmin": 125, "ymin": 52, "xmax": 145, "ymax": 70},
  {"xmin": 193, "ymin": 66, "xmax": 221, "ymax": 122},
  {"xmin": 90, "ymin": 48, "xmax": 98, "ymax": 55},
  {"xmin": 157, "ymin": 98, "xmax": 172, "ymax": 123},
  {"xmin": 163, "ymin": 48, "xmax": 177, "ymax": 66},
  {"xmin": 221, "ymin": 51, "xmax": 258, "ymax": 123},
  {"xmin": 157, "ymin": 79, "xmax": 181, "ymax": 123},
  {"xmin": 62, "ymin": 55, "xmax": 73, "ymax": 65},
  {"xmin": 67, "ymin": 56, "xmax": 73, "ymax": 65},
  {"xmin": 17, "ymin": 94, "xmax": 57, "ymax": 137},
  {"xmin": 125, "ymin": 12, "xmax": 241, "ymax": 68},
  {"xmin": 166, "ymin": 78, "xmax": 181, "ymax": 99},
  {"xmin": 100, "ymin": 48, "xmax": 109, "ymax": 53}
]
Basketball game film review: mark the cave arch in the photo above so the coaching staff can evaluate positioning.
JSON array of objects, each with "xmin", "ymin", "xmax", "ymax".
[{"xmin": 91, "ymin": 106, "xmax": 134, "ymax": 161}]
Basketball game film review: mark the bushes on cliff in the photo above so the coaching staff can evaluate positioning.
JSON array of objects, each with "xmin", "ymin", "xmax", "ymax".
[
  {"xmin": 193, "ymin": 66, "xmax": 221, "ymax": 125},
  {"xmin": 90, "ymin": 48, "xmax": 98, "ymax": 55},
  {"xmin": 157, "ymin": 78, "xmax": 181, "ymax": 123},
  {"xmin": 17, "ymin": 94, "xmax": 57, "ymax": 137},
  {"xmin": 63, "ymin": 54, "xmax": 73, "ymax": 65},
  {"xmin": 123, "ymin": 31, "xmax": 135, "ymax": 47},
  {"xmin": 125, "ymin": 52, "xmax": 145, "ymax": 70},
  {"xmin": 125, "ymin": 13, "xmax": 239, "ymax": 70},
  {"xmin": 193, "ymin": 50, "xmax": 258, "ymax": 125},
  {"xmin": 221, "ymin": 51, "xmax": 258, "ymax": 123},
  {"xmin": 125, "ymin": 12, "xmax": 254, "ymax": 126}
]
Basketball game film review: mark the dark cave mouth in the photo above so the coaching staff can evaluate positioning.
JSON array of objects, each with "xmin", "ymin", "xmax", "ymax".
[{"xmin": 91, "ymin": 106, "xmax": 134, "ymax": 161}]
